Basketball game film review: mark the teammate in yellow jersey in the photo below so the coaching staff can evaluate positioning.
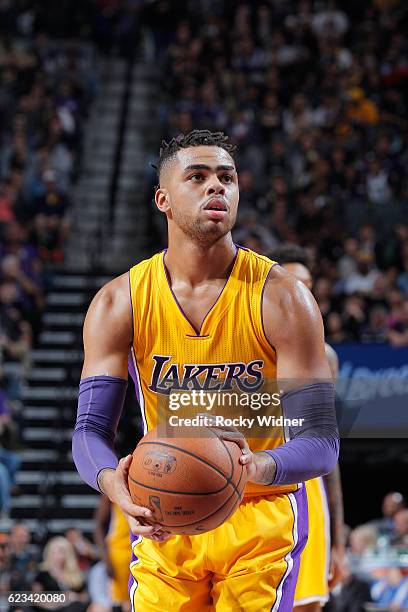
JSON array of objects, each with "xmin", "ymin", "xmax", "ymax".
[
  {"xmin": 269, "ymin": 245, "xmax": 348, "ymax": 610},
  {"xmin": 94, "ymin": 497, "xmax": 131, "ymax": 612},
  {"xmin": 73, "ymin": 130, "xmax": 339, "ymax": 611}
]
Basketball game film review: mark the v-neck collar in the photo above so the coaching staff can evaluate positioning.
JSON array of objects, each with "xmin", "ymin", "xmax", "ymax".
[{"xmin": 161, "ymin": 246, "xmax": 240, "ymax": 337}]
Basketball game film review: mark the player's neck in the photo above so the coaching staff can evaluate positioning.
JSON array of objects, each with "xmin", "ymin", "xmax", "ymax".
[{"xmin": 165, "ymin": 235, "xmax": 237, "ymax": 287}]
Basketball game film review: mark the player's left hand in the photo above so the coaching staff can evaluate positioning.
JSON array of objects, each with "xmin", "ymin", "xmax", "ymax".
[
  {"xmin": 328, "ymin": 545, "xmax": 350, "ymax": 590},
  {"xmin": 199, "ymin": 416, "xmax": 258, "ymax": 482}
]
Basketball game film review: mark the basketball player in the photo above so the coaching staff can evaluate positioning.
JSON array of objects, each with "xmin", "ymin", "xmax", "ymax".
[
  {"xmin": 73, "ymin": 130, "xmax": 339, "ymax": 611},
  {"xmin": 268, "ymin": 245, "xmax": 348, "ymax": 611},
  {"xmin": 94, "ymin": 497, "xmax": 131, "ymax": 612}
]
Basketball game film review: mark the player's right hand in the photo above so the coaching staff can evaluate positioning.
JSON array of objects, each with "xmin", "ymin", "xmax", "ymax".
[{"xmin": 108, "ymin": 455, "xmax": 173, "ymax": 542}]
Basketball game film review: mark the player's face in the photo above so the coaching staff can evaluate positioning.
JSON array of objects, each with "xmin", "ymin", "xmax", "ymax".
[
  {"xmin": 157, "ymin": 146, "xmax": 239, "ymax": 246},
  {"xmin": 282, "ymin": 262, "xmax": 313, "ymax": 290}
]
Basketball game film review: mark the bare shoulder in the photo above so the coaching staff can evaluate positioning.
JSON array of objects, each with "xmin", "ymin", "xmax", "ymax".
[
  {"xmin": 263, "ymin": 264, "xmax": 323, "ymax": 344},
  {"xmin": 84, "ymin": 272, "xmax": 132, "ymax": 346},
  {"xmin": 262, "ymin": 264, "xmax": 330, "ymax": 379},
  {"xmin": 88, "ymin": 272, "xmax": 130, "ymax": 317},
  {"xmin": 81, "ymin": 272, "xmax": 132, "ymax": 378}
]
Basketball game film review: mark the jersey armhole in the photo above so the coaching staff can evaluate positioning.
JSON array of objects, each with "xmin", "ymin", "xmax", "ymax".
[
  {"xmin": 259, "ymin": 262, "xmax": 278, "ymax": 354},
  {"xmin": 128, "ymin": 270, "xmax": 135, "ymax": 346}
]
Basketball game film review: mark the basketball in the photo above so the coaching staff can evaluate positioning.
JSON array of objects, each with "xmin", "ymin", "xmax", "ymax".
[{"xmin": 127, "ymin": 426, "xmax": 247, "ymax": 535}]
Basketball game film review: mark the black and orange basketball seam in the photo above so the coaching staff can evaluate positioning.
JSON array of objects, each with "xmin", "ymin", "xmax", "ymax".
[
  {"xmin": 217, "ymin": 435, "xmax": 236, "ymax": 479},
  {"xmin": 136, "ymin": 440, "xmax": 239, "ymax": 493},
  {"xmin": 221, "ymin": 471, "xmax": 248, "ymax": 524},
  {"xmin": 128, "ymin": 473, "xmax": 230, "ymax": 496},
  {"xmin": 129, "ymin": 474, "xmax": 240, "ymax": 530}
]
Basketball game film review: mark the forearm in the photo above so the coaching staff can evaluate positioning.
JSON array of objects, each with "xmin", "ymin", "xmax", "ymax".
[
  {"xmin": 278, "ymin": 437, "xmax": 337, "ymax": 484},
  {"xmin": 324, "ymin": 463, "xmax": 346, "ymax": 548},
  {"xmin": 254, "ymin": 435, "xmax": 339, "ymax": 485},
  {"xmin": 256, "ymin": 382, "xmax": 339, "ymax": 485},
  {"xmin": 72, "ymin": 376, "xmax": 127, "ymax": 491}
]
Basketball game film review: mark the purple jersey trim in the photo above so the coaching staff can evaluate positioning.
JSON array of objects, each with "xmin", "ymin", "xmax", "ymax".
[
  {"xmin": 260, "ymin": 262, "xmax": 278, "ymax": 353},
  {"xmin": 185, "ymin": 334, "xmax": 210, "ymax": 338},
  {"xmin": 162, "ymin": 245, "xmax": 238, "ymax": 337},
  {"xmin": 128, "ymin": 350, "xmax": 140, "ymax": 404},
  {"xmin": 271, "ymin": 485, "xmax": 308, "ymax": 611},
  {"xmin": 126, "ymin": 486, "xmax": 308, "ymax": 610},
  {"xmin": 234, "ymin": 243, "xmax": 249, "ymax": 250},
  {"xmin": 128, "ymin": 347, "xmax": 147, "ymax": 434},
  {"xmin": 128, "ymin": 270, "xmax": 134, "ymax": 344}
]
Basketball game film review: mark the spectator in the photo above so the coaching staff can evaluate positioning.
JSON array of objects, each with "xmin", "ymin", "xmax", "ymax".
[
  {"xmin": 342, "ymin": 296, "xmax": 367, "ymax": 341},
  {"xmin": 337, "ymin": 238, "xmax": 360, "ymax": 280},
  {"xmin": 154, "ymin": 0, "xmax": 407, "ymax": 345},
  {"xmin": 0, "ymin": 532, "xmax": 12, "ymax": 591},
  {"xmin": 65, "ymin": 528, "xmax": 99, "ymax": 574},
  {"xmin": 369, "ymin": 492, "xmax": 405, "ymax": 541},
  {"xmin": 328, "ymin": 572, "xmax": 372, "ymax": 612},
  {"xmin": 371, "ymin": 568, "xmax": 408, "ymax": 611},
  {"xmin": 0, "ymin": 12, "xmax": 97, "ymax": 529},
  {"xmin": 387, "ymin": 302, "xmax": 408, "ymax": 348},
  {"xmin": 9, "ymin": 523, "xmax": 40, "ymax": 589},
  {"xmin": 0, "ymin": 280, "xmax": 32, "ymax": 370},
  {"xmin": 283, "ymin": 94, "xmax": 315, "ymax": 137},
  {"xmin": 33, "ymin": 536, "xmax": 89, "ymax": 612},
  {"xmin": 325, "ymin": 312, "xmax": 349, "ymax": 344},
  {"xmin": 349, "ymin": 524, "xmax": 378, "ymax": 557},
  {"xmin": 0, "ymin": 384, "xmax": 21, "ymax": 519},
  {"xmin": 344, "ymin": 256, "xmax": 380, "ymax": 296},
  {"xmin": 365, "ymin": 156, "xmax": 393, "ymax": 205},
  {"xmin": 34, "ymin": 169, "xmax": 71, "ymax": 262},
  {"xmin": 0, "ymin": 461, "xmax": 11, "ymax": 520},
  {"xmin": 345, "ymin": 88, "xmax": 379, "ymax": 127},
  {"xmin": 361, "ymin": 306, "xmax": 388, "ymax": 343},
  {"xmin": 311, "ymin": 1, "xmax": 349, "ymax": 40},
  {"xmin": 391, "ymin": 509, "xmax": 408, "ymax": 547}
]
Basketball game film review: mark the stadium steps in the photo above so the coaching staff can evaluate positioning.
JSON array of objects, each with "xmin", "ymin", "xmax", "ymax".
[
  {"xmin": 10, "ymin": 271, "xmax": 114, "ymax": 536},
  {"xmin": 65, "ymin": 55, "xmax": 160, "ymax": 272},
  {"xmin": 65, "ymin": 55, "xmax": 125, "ymax": 272}
]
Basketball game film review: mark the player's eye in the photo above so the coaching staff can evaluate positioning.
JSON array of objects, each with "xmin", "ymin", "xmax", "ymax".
[
  {"xmin": 189, "ymin": 173, "xmax": 204, "ymax": 181},
  {"xmin": 221, "ymin": 174, "xmax": 233, "ymax": 183}
]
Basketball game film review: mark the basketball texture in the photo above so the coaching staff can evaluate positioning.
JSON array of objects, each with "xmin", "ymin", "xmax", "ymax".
[{"xmin": 128, "ymin": 426, "xmax": 247, "ymax": 535}]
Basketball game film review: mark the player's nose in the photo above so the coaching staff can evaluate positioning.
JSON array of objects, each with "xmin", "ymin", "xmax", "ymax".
[{"xmin": 206, "ymin": 179, "xmax": 225, "ymax": 196}]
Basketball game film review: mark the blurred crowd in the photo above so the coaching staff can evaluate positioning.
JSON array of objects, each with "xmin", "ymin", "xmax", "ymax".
[
  {"xmin": 154, "ymin": 0, "xmax": 408, "ymax": 346},
  {"xmin": 0, "ymin": 524, "xmax": 96, "ymax": 612},
  {"xmin": 0, "ymin": 4, "xmax": 97, "ymax": 518},
  {"xmin": 328, "ymin": 491, "xmax": 408, "ymax": 611}
]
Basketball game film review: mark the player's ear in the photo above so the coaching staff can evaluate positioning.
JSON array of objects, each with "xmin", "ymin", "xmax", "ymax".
[{"xmin": 155, "ymin": 187, "xmax": 170, "ymax": 213}]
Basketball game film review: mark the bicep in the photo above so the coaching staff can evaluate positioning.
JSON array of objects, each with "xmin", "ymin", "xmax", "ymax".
[
  {"xmin": 81, "ymin": 275, "xmax": 132, "ymax": 379},
  {"xmin": 263, "ymin": 270, "xmax": 331, "ymax": 382}
]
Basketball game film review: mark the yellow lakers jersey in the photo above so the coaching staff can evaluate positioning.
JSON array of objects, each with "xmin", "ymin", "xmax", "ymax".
[
  {"xmin": 106, "ymin": 503, "xmax": 131, "ymax": 550},
  {"xmin": 128, "ymin": 246, "xmax": 297, "ymax": 497}
]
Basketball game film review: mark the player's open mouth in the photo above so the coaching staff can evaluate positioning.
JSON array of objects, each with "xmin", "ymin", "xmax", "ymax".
[
  {"xmin": 204, "ymin": 198, "xmax": 228, "ymax": 212},
  {"xmin": 204, "ymin": 198, "xmax": 228, "ymax": 220}
]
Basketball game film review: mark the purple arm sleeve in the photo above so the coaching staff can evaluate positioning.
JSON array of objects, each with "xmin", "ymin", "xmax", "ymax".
[
  {"xmin": 265, "ymin": 382, "xmax": 339, "ymax": 485},
  {"xmin": 72, "ymin": 376, "xmax": 128, "ymax": 491}
]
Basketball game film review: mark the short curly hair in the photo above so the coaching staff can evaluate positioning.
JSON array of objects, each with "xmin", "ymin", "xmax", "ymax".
[
  {"xmin": 156, "ymin": 129, "xmax": 237, "ymax": 181},
  {"xmin": 268, "ymin": 244, "xmax": 311, "ymax": 268}
]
